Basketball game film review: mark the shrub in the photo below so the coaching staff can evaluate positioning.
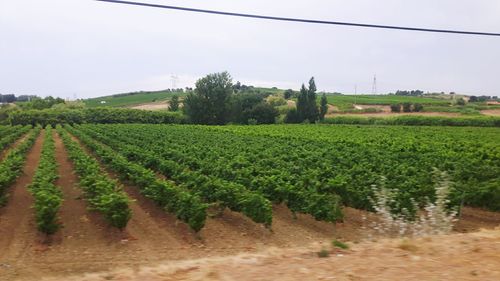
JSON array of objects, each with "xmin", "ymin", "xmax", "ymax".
[
  {"xmin": 322, "ymin": 115, "xmax": 500, "ymax": 127},
  {"xmin": 247, "ymin": 118, "xmax": 258, "ymax": 125},
  {"xmin": 245, "ymin": 102, "xmax": 278, "ymax": 124},
  {"xmin": 284, "ymin": 108, "xmax": 301, "ymax": 123},
  {"xmin": 8, "ymin": 108, "xmax": 187, "ymax": 126},
  {"xmin": 283, "ymin": 89, "xmax": 294, "ymax": 99},
  {"xmin": 332, "ymin": 239, "xmax": 349, "ymax": 249},
  {"xmin": 29, "ymin": 126, "xmax": 63, "ymax": 235},
  {"xmin": 317, "ymin": 249, "xmax": 330, "ymax": 258},
  {"xmin": 390, "ymin": 104, "xmax": 401, "ymax": 112},
  {"xmin": 267, "ymin": 96, "xmax": 287, "ymax": 107},
  {"xmin": 402, "ymin": 103, "xmax": 412, "ymax": 112},
  {"xmin": 168, "ymin": 95, "xmax": 180, "ymax": 111},
  {"xmin": 368, "ymin": 169, "xmax": 457, "ymax": 238},
  {"xmin": 413, "ymin": 103, "xmax": 424, "ymax": 112}
]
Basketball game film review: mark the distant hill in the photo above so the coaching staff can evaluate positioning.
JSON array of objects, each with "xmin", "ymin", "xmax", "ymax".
[
  {"xmin": 83, "ymin": 87, "xmax": 283, "ymax": 108},
  {"xmin": 84, "ymin": 90, "xmax": 186, "ymax": 108}
]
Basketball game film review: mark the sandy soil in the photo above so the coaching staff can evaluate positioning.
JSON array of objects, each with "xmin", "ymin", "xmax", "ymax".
[
  {"xmin": 0, "ymin": 130, "xmax": 44, "ymax": 280},
  {"xmin": 42, "ymin": 228, "xmax": 500, "ymax": 281},
  {"xmin": 327, "ymin": 104, "xmax": 338, "ymax": 113},
  {"xmin": 129, "ymin": 101, "xmax": 170, "ymax": 111},
  {"xmin": 480, "ymin": 109, "xmax": 500, "ymax": 116},
  {"xmin": 354, "ymin": 104, "xmax": 391, "ymax": 112},
  {"xmin": 0, "ymin": 130, "xmax": 499, "ymax": 281}
]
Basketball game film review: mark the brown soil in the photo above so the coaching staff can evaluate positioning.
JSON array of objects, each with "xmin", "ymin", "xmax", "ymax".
[
  {"xmin": 481, "ymin": 109, "xmax": 500, "ymax": 116},
  {"xmin": 42, "ymin": 228, "xmax": 500, "ymax": 281},
  {"xmin": 327, "ymin": 104, "xmax": 338, "ymax": 113},
  {"xmin": 0, "ymin": 130, "xmax": 498, "ymax": 281},
  {"xmin": 129, "ymin": 101, "xmax": 170, "ymax": 111},
  {"xmin": 129, "ymin": 100, "xmax": 184, "ymax": 111},
  {"xmin": 354, "ymin": 104, "xmax": 391, "ymax": 112},
  {"xmin": 0, "ymin": 132, "xmax": 29, "ymax": 161},
  {"xmin": 455, "ymin": 207, "xmax": 500, "ymax": 232},
  {"xmin": 0, "ymin": 130, "xmax": 44, "ymax": 280}
]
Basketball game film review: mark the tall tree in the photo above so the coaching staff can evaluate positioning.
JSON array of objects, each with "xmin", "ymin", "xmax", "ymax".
[
  {"xmin": 168, "ymin": 95, "xmax": 180, "ymax": 111},
  {"xmin": 296, "ymin": 77, "xmax": 320, "ymax": 123},
  {"xmin": 296, "ymin": 84, "xmax": 308, "ymax": 121},
  {"xmin": 183, "ymin": 71, "xmax": 233, "ymax": 124},
  {"xmin": 319, "ymin": 93, "xmax": 328, "ymax": 120},
  {"xmin": 307, "ymin": 77, "xmax": 319, "ymax": 121}
]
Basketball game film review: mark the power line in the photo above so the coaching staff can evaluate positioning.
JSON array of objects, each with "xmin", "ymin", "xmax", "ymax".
[{"xmin": 94, "ymin": 0, "xmax": 500, "ymax": 37}]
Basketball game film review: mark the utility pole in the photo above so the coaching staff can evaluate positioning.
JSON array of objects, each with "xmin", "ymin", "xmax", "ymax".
[
  {"xmin": 354, "ymin": 84, "xmax": 357, "ymax": 105},
  {"xmin": 371, "ymin": 74, "xmax": 377, "ymax": 94},
  {"xmin": 171, "ymin": 74, "xmax": 179, "ymax": 90}
]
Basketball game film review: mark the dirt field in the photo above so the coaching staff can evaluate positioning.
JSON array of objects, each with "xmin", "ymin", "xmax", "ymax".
[
  {"xmin": 481, "ymin": 109, "xmax": 500, "ymax": 116},
  {"xmin": 0, "ymin": 131, "xmax": 499, "ymax": 281},
  {"xmin": 129, "ymin": 101, "xmax": 170, "ymax": 111},
  {"xmin": 42, "ymin": 228, "xmax": 500, "ymax": 281}
]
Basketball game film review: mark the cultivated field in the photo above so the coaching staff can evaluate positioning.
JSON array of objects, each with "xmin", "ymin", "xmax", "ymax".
[
  {"xmin": 84, "ymin": 90, "xmax": 184, "ymax": 108},
  {"xmin": 325, "ymin": 94, "xmax": 451, "ymax": 110},
  {"xmin": 0, "ymin": 124, "xmax": 499, "ymax": 280}
]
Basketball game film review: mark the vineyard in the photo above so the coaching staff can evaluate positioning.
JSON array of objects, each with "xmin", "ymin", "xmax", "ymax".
[
  {"xmin": 0, "ymin": 123, "xmax": 499, "ymax": 280},
  {"xmin": 1, "ymin": 124, "xmax": 499, "ymax": 230}
]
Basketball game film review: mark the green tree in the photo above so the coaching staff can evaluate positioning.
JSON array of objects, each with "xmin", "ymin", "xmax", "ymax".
[
  {"xmin": 390, "ymin": 104, "xmax": 401, "ymax": 112},
  {"xmin": 319, "ymin": 93, "xmax": 328, "ymax": 120},
  {"xmin": 168, "ymin": 95, "xmax": 180, "ymax": 111},
  {"xmin": 245, "ymin": 102, "xmax": 278, "ymax": 124},
  {"xmin": 229, "ymin": 92, "xmax": 266, "ymax": 124},
  {"xmin": 307, "ymin": 77, "xmax": 319, "ymax": 121},
  {"xmin": 183, "ymin": 72, "xmax": 233, "ymax": 124},
  {"xmin": 456, "ymin": 98, "xmax": 466, "ymax": 106},
  {"xmin": 296, "ymin": 77, "xmax": 320, "ymax": 123},
  {"xmin": 296, "ymin": 84, "xmax": 308, "ymax": 121},
  {"xmin": 402, "ymin": 102, "xmax": 412, "ymax": 112},
  {"xmin": 413, "ymin": 103, "xmax": 424, "ymax": 112},
  {"xmin": 283, "ymin": 89, "xmax": 294, "ymax": 99},
  {"xmin": 284, "ymin": 108, "xmax": 301, "ymax": 123}
]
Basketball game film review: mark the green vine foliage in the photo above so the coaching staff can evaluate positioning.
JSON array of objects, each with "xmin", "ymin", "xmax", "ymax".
[
  {"xmin": 56, "ymin": 126, "xmax": 131, "ymax": 229},
  {"xmin": 29, "ymin": 126, "xmax": 63, "ymax": 234}
]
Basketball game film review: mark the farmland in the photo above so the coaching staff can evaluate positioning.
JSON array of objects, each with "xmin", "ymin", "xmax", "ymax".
[
  {"xmin": 325, "ymin": 94, "xmax": 451, "ymax": 110},
  {"xmin": 84, "ymin": 90, "xmax": 185, "ymax": 108},
  {"xmin": 0, "ymin": 123, "xmax": 499, "ymax": 280}
]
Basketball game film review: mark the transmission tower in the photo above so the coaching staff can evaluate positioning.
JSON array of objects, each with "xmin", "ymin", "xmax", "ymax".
[
  {"xmin": 170, "ymin": 74, "xmax": 179, "ymax": 90},
  {"xmin": 371, "ymin": 74, "xmax": 377, "ymax": 94}
]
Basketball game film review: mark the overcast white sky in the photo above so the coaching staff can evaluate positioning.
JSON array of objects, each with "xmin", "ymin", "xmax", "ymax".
[{"xmin": 1, "ymin": 0, "xmax": 499, "ymax": 99}]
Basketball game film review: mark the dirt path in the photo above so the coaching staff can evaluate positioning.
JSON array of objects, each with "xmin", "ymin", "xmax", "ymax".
[
  {"xmin": 0, "ymin": 132, "xmax": 30, "ymax": 161},
  {"xmin": 42, "ymin": 228, "xmax": 500, "ymax": 281},
  {"xmin": 8, "ymin": 132, "xmax": 196, "ymax": 280},
  {"xmin": 481, "ymin": 109, "xmax": 500, "ymax": 116},
  {"xmin": 0, "ymin": 130, "xmax": 44, "ymax": 280}
]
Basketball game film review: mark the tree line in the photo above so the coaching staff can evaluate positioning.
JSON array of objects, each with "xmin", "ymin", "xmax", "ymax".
[
  {"xmin": 182, "ymin": 72, "xmax": 328, "ymax": 125},
  {"xmin": 182, "ymin": 72, "xmax": 280, "ymax": 125}
]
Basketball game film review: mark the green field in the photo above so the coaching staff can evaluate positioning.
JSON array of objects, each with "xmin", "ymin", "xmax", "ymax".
[
  {"xmin": 324, "ymin": 95, "xmax": 451, "ymax": 110},
  {"xmin": 84, "ymin": 87, "xmax": 282, "ymax": 108},
  {"xmin": 84, "ymin": 90, "xmax": 185, "ymax": 108},
  {"xmin": 72, "ymin": 123, "xmax": 500, "ymax": 229}
]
